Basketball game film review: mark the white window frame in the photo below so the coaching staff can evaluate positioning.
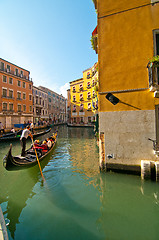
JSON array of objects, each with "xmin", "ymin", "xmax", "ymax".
[
  {"xmin": 17, "ymin": 104, "xmax": 21, "ymax": 112},
  {"xmin": 9, "ymin": 89, "xmax": 13, "ymax": 98},
  {"xmin": 2, "ymin": 88, "xmax": 7, "ymax": 97},
  {"xmin": 3, "ymin": 75, "xmax": 7, "ymax": 83},
  {"xmin": 17, "ymin": 91, "xmax": 21, "ymax": 99},
  {"xmin": 9, "ymin": 103, "xmax": 13, "ymax": 111},
  {"xmin": 2, "ymin": 102, "xmax": 7, "ymax": 110},
  {"xmin": 9, "ymin": 77, "xmax": 13, "ymax": 84},
  {"xmin": 23, "ymin": 92, "xmax": 26, "ymax": 100}
]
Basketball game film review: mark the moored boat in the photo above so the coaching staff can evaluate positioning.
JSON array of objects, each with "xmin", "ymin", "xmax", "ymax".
[
  {"xmin": 0, "ymin": 129, "xmax": 22, "ymax": 138},
  {"xmin": 3, "ymin": 132, "xmax": 57, "ymax": 171},
  {"xmin": 0, "ymin": 128, "xmax": 51, "ymax": 142}
]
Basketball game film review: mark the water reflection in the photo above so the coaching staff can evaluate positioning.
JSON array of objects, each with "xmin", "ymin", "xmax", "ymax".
[
  {"xmin": 1, "ymin": 126, "xmax": 159, "ymax": 240},
  {"xmin": 0, "ymin": 130, "xmax": 55, "ymax": 239}
]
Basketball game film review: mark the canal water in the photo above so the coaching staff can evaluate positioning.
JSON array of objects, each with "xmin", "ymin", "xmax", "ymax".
[{"xmin": 0, "ymin": 125, "xmax": 159, "ymax": 240}]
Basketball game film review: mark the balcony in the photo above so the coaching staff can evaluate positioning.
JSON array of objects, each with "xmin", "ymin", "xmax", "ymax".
[
  {"xmin": 147, "ymin": 60, "xmax": 159, "ymax": 91},
  {"xmin": 0, "ymin": 68, "xmax": 31, "ymax": 81},
  {"xmin": 80, "ymin": 98, "xmax": 84, "ymax": 101}
]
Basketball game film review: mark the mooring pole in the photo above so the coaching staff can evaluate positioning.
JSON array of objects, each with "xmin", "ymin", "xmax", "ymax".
[{"xmin": 99, "ymin": 132, "xmax": 106, "ymax": 171}]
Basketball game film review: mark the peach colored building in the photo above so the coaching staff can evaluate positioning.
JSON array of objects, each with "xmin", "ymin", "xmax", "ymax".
[{"xmin": 0, "ymin": 58, "xmax": 33, "ymax": 128}]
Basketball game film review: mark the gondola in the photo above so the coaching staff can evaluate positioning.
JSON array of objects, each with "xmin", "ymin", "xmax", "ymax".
[
  {"xmin": 3, "ymin": 132, "xmax": 57, "ymax": 171},
  {"xmin": 0, "ymin": 128, "xmax": 51, "ymax": 142},
  {"xmin": 0, "ymin": 129, "xmax": 22, "ymax": 138}
]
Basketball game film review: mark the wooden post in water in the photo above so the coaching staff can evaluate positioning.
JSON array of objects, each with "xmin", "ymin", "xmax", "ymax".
[
  {"xmin": 141, "ymin": 160, "xmax": 151, "ymax": 180},
  {"xmin": 99, "ymin": 132, "xmax": 106, "ymax": 171}
]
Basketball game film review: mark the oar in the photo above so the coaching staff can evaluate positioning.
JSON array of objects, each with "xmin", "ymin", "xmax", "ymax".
[{"xmin": 31, "ymin": 137, "xmax": 45, "ymax": 181}]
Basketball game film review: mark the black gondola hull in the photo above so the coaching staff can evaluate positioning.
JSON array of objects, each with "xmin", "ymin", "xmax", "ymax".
[
  {"xmin": 3, "ymin": 133, "xmax": 57, "ymax": 171},
  {"xmin": 0, "ymin": 128, "xmax": 51, "ymax": 142}
]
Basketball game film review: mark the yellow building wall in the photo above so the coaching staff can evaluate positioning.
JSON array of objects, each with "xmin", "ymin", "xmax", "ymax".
[
  {"xmin": 70, "ymin": 64, "xmax": 98, "ymax": 123},
  {"xmin": 98, "ymin": 1, "xmax": 159, "ymax": 112}
]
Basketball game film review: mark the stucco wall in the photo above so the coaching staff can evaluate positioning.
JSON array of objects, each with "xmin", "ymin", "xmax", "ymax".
[{"xmin": 99, "ymin": 109, "xmax": 157, "ymax": 166}]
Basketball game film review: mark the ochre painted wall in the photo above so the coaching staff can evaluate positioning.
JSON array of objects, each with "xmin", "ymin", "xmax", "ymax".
[{"xmin": 98, "ymin": 2, "xmax": 159, "ymax": 112}]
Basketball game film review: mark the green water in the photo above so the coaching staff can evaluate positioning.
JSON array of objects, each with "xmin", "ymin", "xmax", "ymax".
[{"xmin": 0, "ymin": 126, "xmax": 159, "ymax": 240}]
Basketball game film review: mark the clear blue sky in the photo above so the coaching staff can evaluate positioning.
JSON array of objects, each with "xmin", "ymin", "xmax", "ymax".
[{"xmin": 0, "ymin": 0, "xmax": 97, "ymax": 97}]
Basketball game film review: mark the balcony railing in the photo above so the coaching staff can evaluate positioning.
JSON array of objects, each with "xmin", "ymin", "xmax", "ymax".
[
  {"xmin": 147, "ymin": 61, "xmax": 159, "ymax": 91},
  {"xmin": 0, "ymin": 68, "xmax": 31, "ymax": 81}
]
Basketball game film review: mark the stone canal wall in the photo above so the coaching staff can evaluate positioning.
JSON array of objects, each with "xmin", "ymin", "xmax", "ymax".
[{"xmin": 99, "ymin": 109, "xmax": 157, "ymax": 172}]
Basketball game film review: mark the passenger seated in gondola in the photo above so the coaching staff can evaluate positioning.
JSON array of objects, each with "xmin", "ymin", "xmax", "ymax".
[
  {"xmin": 46, "ymin": 138, "xmax": 52, "ymax": 148},
  {"xmin": 34, "ymin": 139, "xmax": 40, "ymax": 147},
  {"xmin": 41, "ymin": 140, "xmax": 48, "ymax": 150}
]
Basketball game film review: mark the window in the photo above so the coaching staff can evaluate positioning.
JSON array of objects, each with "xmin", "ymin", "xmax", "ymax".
[
  {"xmin": 15, "ymin": 68, "xmax": 18, "ymax": 76},
  {"xmin": 73, "ymin": 96, "xmax": 76, "ymax": 102},
  {"xmin": 80, "ymin": 104, "xmax": 83, "ymax": 112},
  {"xmin": 9, "ymin": 90, "xmax": 13, "ymax": 98},
  {"xmin": 87, "ymin": 82, "xmax": 91, "ymax": 88},
  {"xmin": 9, "ymin": 78, "xmax": 13, "ymax": 84},
  {"xmin": 20, "ymin": 70, "xmax": 23, "ymax": 77},
  {"xmin": 87, "ymin": 92, "xmax": 91, "ymax": 99},
  {"xmin": 29, "ymin": 94, "xmax": 32, "ymax": 101},
  {"xmin": 18, "ymin": 104, "xmax": 21, "ymax": 112},
  {"xmin": 29, "ymin": 84, "xmax": 32, "ymax": 90},
  {"xmin": 17, "ymin": 92, "xmax": 21, "ymax": 100},
  {"xmin": 7, "ymin": 65, "xmax": 10, "ymax": 72},
  {"xmin": 73, "ymin": 86, "xmax": 76, "ymax": 92},
  {"xmin": 80, "ymin": 94, "xmax": 83, "ymax": 101},
  {"xmin": 80, "ymin": 117, "xmax": 84, "ymax": 123},
  {"xmin": 23, "ymin": 93, "xmax": 26, "ymax": 100},
  {"xmin": 0, "ymin": 62, "xmax": 4, "ymax": 71},
  {"xmin": 79, "ymin": 84, "xmax": 83, "ymax": 91},
  {"xmin": 23, "ymin": 105, "xmax": 26, "ymax": 112},
  {"xmin": 9, "ymin": 103, "xmax": 13, "ymax": 111},
  {"xmin": 36, "ymin": 96, "xmax": 38, "ymax": 104},
  {"xmin": 3, "ymin": 76, "xmax": 7, "ymax": 83},
  {"xmin": 2, "ymin": 88, "xmax": 7, "ymax": 97},
  {"xmin": 73, "ymin": 105, "xmax": 76, "ymax": 112},
  {"xmin": 3, "ymin": 103, "xmax": 7, "ymax": 110},
  {"xmin": 88, "ymin": 117, "xmax": 91, "ymax": 123},
  {"xmin": 17, "ymin": 80, "xmax": 21, "ymax": 87},
  {"xmin": 87, "ymin": 72, "xmax": 91, "ymax": 79},
  {"xmin": 153, "ymin": 30, "xmax": 159, "ymax": 85},
  {"xmin": 23, "ymin": 82, "xmax": 26, "ymax": 88},
  {"xmin": 88, "ymin": 103, "xmax": 91, "ymax": 110},
  {"xmin": 29, "ymin": 106, "xmax": 32, "ymax": 112}
]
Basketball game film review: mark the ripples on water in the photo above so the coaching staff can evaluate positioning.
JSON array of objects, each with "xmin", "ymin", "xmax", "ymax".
[{"xmin": 1, "ymin": 126, "xmax": 159, "ymax": 240}]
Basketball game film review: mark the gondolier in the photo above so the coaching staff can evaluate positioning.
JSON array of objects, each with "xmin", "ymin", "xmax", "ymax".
[
  {"xmin": 20, "ymin": 125, "xmax": 33, "ymax": 156},
  {"xmin": 3, "ymin": 132, "xmax": 57, "ymax": 171}
]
